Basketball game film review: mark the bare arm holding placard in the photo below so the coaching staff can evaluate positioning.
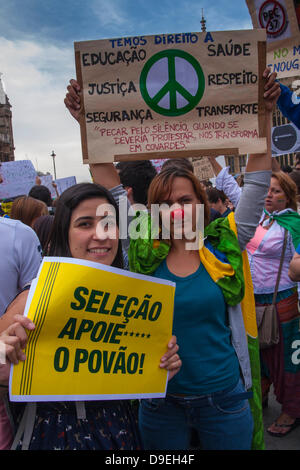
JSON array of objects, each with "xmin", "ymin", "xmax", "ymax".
[
  {"xmin": 231, "ymin": 68, "xmax": 280, "ymax": 251},
  {"xmin": 207, "ymin": 69, "xmax": 280, "ymax": 251},
  {"xmin": 65, "ymin": 79, "xmax": 121, "ymax": 190}
]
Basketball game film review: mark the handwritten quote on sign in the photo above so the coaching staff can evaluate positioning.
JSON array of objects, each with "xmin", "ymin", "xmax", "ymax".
[
  {"xmin": 9, "ymin": 258, "xmax": 175, "ymax": 402},
  {"xmin": 74, "ymin": 29, "xmax": 267, "ymax": 164}
]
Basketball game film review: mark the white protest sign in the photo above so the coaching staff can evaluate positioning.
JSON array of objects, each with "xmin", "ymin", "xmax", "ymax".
[
  {"xmin": 54, "ymin": 176, "xmax": 77, "ymax": 195},
  {"xmin": 0, "ymin": 160, "xmax": 36, "ymax": 199}
]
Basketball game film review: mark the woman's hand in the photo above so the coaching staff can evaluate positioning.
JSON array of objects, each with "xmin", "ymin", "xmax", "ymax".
[
  {"xmin": 0, "ymin": 315, "xmax": 35, "ymax": 391},
  {"xmin": 64, "ymin": 79, "xmax": 82, "ymax": 122},
  {"xmin": 159, "ymin": 335, "xmax": 182, "ymax": 381}
]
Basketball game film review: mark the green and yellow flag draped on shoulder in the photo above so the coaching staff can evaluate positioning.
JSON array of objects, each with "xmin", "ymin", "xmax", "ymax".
[{"xmin": 129, "ymin": 211, "xmax": 264, "ymax": 450}]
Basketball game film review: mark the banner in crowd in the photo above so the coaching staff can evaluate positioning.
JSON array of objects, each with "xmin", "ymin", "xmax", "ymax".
[
  {"xmin": 10, "ymin": 258, "xmax": 175, "ymax": 402},
  {"xmin": 39, "ymin": 176, "xmax": 77, "ymax": 197},
  {"xmin": 54, "ymin": 176, "xmax": 77, "ymax": 195},
  {"xmin": 0, "ymin": 160, "xmax": 36, "ymax": 199},
  {"xmin": 246, "ymin": 0, "xmax": 300, "ymax": 78},
  {"xmin": 74, "ymin": 29, "xmax": 267, "ymax": 164},
  {"xmin": 271, "ymin": 121, "xmax": 300, "ymax": 155}
]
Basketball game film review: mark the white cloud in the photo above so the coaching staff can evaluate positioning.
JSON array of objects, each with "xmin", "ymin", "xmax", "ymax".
[
  {"xmin": 0, "ymin": 37, "xmax": 91, "ymax": 183},
  {"xmin": 91, "ymin": 0, "xmax": 128, "ymax": 30}
]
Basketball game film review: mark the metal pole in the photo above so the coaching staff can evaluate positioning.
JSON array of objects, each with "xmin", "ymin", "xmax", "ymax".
[{"xmin": 51, "ymin": 150, "xmax": 57, "ymax": 180}]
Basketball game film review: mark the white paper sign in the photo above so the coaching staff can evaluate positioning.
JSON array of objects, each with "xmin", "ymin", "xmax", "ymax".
[
  {"xmin": 54, "ymin": 176, "xmax": 77, "ymax": 195},
  {"xmin": 0, "ymin": 160, "xmax": 36, "ymax": 199}
]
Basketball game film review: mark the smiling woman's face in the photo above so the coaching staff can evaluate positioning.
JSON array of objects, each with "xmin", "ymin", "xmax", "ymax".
[{"xmin": 68, "ymin": 197, "xmax": 119, "ymax": 266}]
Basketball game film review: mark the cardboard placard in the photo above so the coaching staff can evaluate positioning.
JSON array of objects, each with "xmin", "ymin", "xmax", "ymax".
[
  {"xmin": 74, "ymin": 29, "xmax": 267, "ymax": 164},
  {"xmin": 10, "ymin": 257, "xmax": 175, "ymax": 402},
  {"xmin": 192, "ymin": 157, "xmax": 215, "ymax": 180}
]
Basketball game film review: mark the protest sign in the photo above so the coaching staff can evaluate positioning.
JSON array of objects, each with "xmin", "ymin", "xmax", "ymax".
[
  {"xmin": 0, "ymin": 160, "xmax": 36, "ymax": 199},
  {"xmin": 74, "ymin": 29, "xmax": 267, "ymax": 164},
  {"xmin": 246, "ymin": 0, "xmax": 300, "ymax": 78},
  {"xmin": 192, "ymin": 157, "xmax": 214, "ymax": 180},
  {"xmin": 54, "ymin": 176, "xmax": 77, "ymax": 195},
  {"xmin": 10, "ymin": 258, "xmax": 175, "ymax": 402},
  {"xmin": 271, "ymin": 121, "xmax": 300, "ymax": 154}
]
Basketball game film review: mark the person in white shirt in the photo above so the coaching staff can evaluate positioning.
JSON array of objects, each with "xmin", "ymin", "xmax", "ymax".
[{"xmin": 0, "ymin": 217, "xmax": 42, "ymax": 317}]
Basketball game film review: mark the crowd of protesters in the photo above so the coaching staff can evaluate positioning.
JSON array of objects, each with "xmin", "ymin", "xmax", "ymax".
[{"xmin": 0, "ymin": 65, "xmax": 299, "ymax": 451}]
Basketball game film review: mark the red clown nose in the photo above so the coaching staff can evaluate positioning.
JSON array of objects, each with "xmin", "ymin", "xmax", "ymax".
[{"xmin": 171, "ymin": 208, "xmax": 184, "ymax": 220}]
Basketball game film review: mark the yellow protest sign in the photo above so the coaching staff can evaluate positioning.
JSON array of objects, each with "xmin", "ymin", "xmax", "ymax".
[
  {"xmin": 9, "ymin": 258, "xmax": 175, "ymax": 402},
  {"xmin": 74, "ymin": 29, "xmax": 267, "ymax": 164}
]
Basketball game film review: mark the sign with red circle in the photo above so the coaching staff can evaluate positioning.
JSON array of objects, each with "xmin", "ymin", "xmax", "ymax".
[{"xmin": 258, "ymin": 0, "xmax": 287, "ymax": 37}]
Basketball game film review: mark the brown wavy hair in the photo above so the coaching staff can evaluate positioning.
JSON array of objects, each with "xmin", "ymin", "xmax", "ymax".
[
  {"xmin": 147, "ymin": 166, "xmax": 210, "ymax": 228},
  {"xmin": 272, "ymin": 171, "xmax": 298, "ymax": 211},
  {"xmin": 10, "ymin": 196, "xmax": 48, "ymax": 227}
]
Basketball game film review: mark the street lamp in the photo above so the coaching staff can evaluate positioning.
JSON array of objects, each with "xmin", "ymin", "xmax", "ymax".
[{"xmin": 51, "ymin": 150, "xmax": 57, "ymax": 180}]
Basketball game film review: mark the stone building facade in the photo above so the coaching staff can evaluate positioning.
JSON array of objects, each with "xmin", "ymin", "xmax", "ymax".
[{"xmin": 0, "ymin": 73, "xmax": 15, "ymax": 162}]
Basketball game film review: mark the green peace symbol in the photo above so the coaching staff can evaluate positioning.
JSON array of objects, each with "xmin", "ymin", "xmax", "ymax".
[{"xmin": 140, "ymin": 49, "xmax": 205, "ymax": 117}]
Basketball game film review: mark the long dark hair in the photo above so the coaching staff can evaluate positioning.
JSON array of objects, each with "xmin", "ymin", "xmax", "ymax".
[
  {"xmin": 33, "ymin": 214, "xmax": 54, "ymax": 254},
  {"xmin": 47, "ymin": 183, "xmax": 123, "ymax": 269}
]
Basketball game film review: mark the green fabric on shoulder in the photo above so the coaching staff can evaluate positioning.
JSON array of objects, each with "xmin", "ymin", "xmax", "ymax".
[
  {"xmin": 204, "ymin": 217, "xmax": 245, "ymax": 306},
  {"xmin": 129, "ymin": 213, "xmax": 244, "ymax": 306},
  {"xmin": 128, "ymin": 211, "xmax": 170, "ymax": 275},
  {"xmin": 264, "ymin": 209, "xmax": 300, "ymax": 249}
]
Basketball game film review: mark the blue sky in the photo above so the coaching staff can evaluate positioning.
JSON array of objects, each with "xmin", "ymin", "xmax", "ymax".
[
  {"xmin": 0, "ymin": 0, "xmax": 253, "ymax": 181},
  {"xmin": 0, "ymin": 0, "xmax": 252, "ymax": 43}
]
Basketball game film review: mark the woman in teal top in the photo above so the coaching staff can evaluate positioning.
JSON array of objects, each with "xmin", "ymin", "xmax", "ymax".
[{"xmin": 132, "ymin": 165, "xmax": 259, "ymax": 450}]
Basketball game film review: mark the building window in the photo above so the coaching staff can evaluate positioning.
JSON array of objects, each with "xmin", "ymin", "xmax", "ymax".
[{"xmin": 226, "ymin": 156, "xmax": 235, "ymax": 174}]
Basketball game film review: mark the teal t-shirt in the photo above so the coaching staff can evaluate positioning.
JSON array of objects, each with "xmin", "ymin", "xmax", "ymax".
[{"xmin": 154, "ymin": 259, "xmax": 240, "ymax": 395}]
